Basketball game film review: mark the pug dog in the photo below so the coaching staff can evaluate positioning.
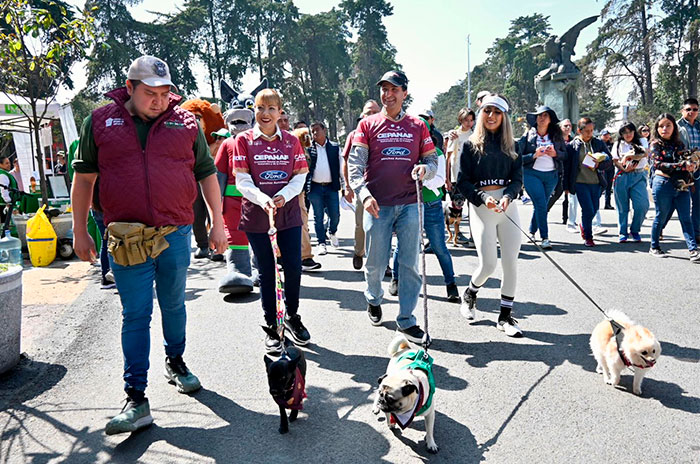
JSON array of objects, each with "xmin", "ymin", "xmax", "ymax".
[
  {"xmin": 590, "ymin": 310, "xmax": 661, "ymax": 395},
  {"xmin": 262, "ymin": 326, "xmax": 307, "ymax": 434},
  {"xmin": 372, "ymin": 335, "xmax": 438, "ymax": 453}
]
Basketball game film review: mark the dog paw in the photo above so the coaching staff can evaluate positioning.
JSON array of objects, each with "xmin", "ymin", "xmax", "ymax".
[{"xmin": 426, "ymin": 442, "xmax": 439, "ymax": 454}]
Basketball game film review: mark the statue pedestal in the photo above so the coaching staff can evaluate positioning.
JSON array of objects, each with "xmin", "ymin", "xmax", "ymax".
[{"xmin": 536, "ymin": 76, "xmax": 580, "ymax": 123}]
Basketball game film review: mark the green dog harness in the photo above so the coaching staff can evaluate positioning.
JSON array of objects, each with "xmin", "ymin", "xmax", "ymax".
[{"xmin": 395, "ymin": 349, "xmax": 435, "ymax": 416}]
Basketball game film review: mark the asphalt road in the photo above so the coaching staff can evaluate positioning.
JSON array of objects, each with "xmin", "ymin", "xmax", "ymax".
[{"xmin": 1, "ymin": 199, "xmax": 699, "ymax": 463}]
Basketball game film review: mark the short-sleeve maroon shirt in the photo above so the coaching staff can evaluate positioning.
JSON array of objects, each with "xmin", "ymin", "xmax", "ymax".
[{"xmin": 353, "ymin": 112, "xmax": 435, "ymax": 206}]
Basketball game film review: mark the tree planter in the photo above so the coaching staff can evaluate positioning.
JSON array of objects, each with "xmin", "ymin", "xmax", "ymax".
[{"xmin": 0, "ymin": 266, "xmax": 22, "ymax": 374}]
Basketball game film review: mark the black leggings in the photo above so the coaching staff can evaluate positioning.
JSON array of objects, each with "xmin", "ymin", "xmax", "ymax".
[{"xmin": 247, "ymin": 226, "xmax": 302, "ymax": 326}]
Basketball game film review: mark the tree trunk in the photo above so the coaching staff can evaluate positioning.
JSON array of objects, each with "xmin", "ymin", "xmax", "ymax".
[
  {"xmin": 31, "ymin": 111, "xmax": 48, "ymax": 206},
  {"xmin": 688, "ymin": 1, "xmax": 699, "ymax": 98},
  {"xmin": 640, "ymin": 1, "xmax": 654, "ymax": 104},
  {"xmin": 206, "ymin": 0, "xmax": 222, "ymax": 86},
  {"xmin": 256, "ymin": 25, "xmax": 263, "ymax": 82}
]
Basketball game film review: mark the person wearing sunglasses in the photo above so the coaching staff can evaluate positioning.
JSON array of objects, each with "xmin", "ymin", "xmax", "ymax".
[
  {"xmin": 456, "ymin": 94, "xmax": 524, "ymax": 337},
  {"xmin": 678, "ymin": 97, "xmax": 700, "ymax": 245}
]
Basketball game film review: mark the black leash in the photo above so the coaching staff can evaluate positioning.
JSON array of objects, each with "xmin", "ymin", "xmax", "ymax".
[{"xmin": 497, "ymin": 202, "xmax": 610, "ymax": 318}]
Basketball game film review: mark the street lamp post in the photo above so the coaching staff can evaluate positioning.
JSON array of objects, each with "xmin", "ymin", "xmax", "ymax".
[{"xmin": 467, "ymin": 34, "xmax": 471, "ymax": 108}]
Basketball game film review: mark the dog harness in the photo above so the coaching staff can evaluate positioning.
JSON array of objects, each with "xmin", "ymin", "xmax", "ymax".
[
  {"xmin": 389, "ymin": 349, "xmax": 435, "ymax": 429},
  {"xmin": 610, "ymin": 320, "xmax": 656, "ymax": 370}
]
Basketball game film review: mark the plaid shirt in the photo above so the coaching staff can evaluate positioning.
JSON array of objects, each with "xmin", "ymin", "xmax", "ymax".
[{"xmin": 678, "ymin": 117, "xmax": 700, "ymax": 150}]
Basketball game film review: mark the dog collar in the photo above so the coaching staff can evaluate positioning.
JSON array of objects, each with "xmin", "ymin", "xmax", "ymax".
[
  {"xmin": 611, "ymin": 319, "xmax": 655, "ymax": 370},
  {"xmin": 274, "ymin": 366, "xmax": 307, "ymax": 410}
]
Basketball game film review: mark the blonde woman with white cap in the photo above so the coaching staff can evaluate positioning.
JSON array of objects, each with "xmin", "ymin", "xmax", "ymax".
[{"xmin": 456, "ymin": 94, "xmax": 524, "ymax": 337}]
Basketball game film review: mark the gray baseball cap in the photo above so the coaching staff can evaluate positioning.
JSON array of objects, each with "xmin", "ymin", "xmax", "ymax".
[{"xmin": 127, "ymin": 55, "xmax": 175, "ymax": 89}]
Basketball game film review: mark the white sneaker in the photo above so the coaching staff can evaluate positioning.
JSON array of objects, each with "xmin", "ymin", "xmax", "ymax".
[
  {"xmin": 566, "ymin": 225, "xmax": 578, "ymax": 233},
  {"xmin": 329, "ymin": 234, "xmax": 339, "ymax": 247},
  {"xmin": 593, "ymin": 225, "xmax": 607, "ymax": 235},
  {"xmin": 497, "ymin": 317, "xmax": 523, "ymax": 337},
  {"xmin": 540, "ymin": 239, "xmax": 552, "ymax": 250},
  {"xmin": 317, "ymin": 243, "xmax": 327, "ymax": 255}
]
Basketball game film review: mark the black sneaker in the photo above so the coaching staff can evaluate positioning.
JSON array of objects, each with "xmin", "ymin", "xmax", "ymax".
[
  {"xmin": 389, "ymin": 279, "xmax": 398, "ymax": 296},
  {"xmin": 301, "ymin": 258, "xmax": 322, "ymax": 272},
  {"xmin": 210, "ymin": 253, "xmax": 224, "ymax": 262},
  {"xmin": 446, "ymin": 283, "xmax": 460, "ymax": 303},
  {"xmin": 367, "ymin": 304, "xmax": 382, "ymax": 326},
  {"xmin": 285, "ymin": 314, "xmax": 310, "ymax": 346},
  {"xmin": 397, "ymin": 325, "xmax": 426, "ymax": 344},
  {"xmin": 265, "ymin": 325, "xmax": 283, "ymax": 354},
  {"xmin": 649, "ymin": 248, "xmax": 666, "ymax": 258},
  {"xmin": 352, "ymin": 254, "xmax": 363, "ymax": 270},
  {"xmin": 101, "ymin": 277, "xmax": 116, "ymax": 289},
  {"xmin": 384, "ymin": 266, "xmax": 392, "ymax": 277},
  {"xmin": 194, "ymin": 247, "xmax": 210, "ymax": 259},
  {"xmin": 460, "ymin": 290, "xmax": 476, "ymax": 319}
]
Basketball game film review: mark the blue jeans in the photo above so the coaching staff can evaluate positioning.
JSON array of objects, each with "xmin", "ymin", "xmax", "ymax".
[
  {"xmin": 523, "ymin": 169, "xmax": 558, "ymax": 239},
  {"xmin": 364, "ymin": 203, "xmax": 420, "ymax": 329},
  {"xmin": 91, "ymin": 209, "xmax": 109, "ymax": 278},
  {"xmin": 575, "ymin": 183, "xmax": 601, "ymax": 240},
  {"xmin": 567, "ymin": 193, "xmax": 602, "ymax": 228},
  {"xmin": 614, "ymin": 171, "xmax": 649, "ymax": 235},
  {"xmin": 308, "ymin": 182, "xmax": 340, "ymax": 244},
  {"xmin": 692, "ymin": 172, "xmax": 700, "ymax": 238},
  {"xmin": 393, "ymin": 200, "xmax": 455, "ymax": 286},
  {"xmin": 246, "ymin": 226, "xmax": 302, "ymax": 326},
  {"xmin": 109, "ymin": 224, "xmax": 192, "ymax": 394},
  {"xmin": 650, "ymin": 176, "xmax": 697, "ymax": 251}
]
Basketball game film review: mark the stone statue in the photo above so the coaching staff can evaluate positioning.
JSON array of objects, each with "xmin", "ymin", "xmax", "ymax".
[{"xmin": 530, "ymin": 16, "xmax": 598, "ymax": 123}]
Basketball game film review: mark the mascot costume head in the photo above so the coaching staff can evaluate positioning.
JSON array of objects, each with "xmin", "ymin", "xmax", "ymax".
[{"xmin": 214, "ymin": 78, "xmax": 268, "ymax": 295}]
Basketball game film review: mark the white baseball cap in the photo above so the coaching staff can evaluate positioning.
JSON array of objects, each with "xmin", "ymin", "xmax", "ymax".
[{"xmin": 127, "ymin": 55, "xmax": 175, "ymax": 89}]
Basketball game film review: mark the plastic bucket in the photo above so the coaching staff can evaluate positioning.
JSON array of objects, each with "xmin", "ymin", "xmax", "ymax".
[{"xmin": 27, "ymin": 237, "xmax": 56, "ymax": 267}]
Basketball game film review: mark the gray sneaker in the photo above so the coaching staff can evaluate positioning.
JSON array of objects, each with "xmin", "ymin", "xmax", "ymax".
[
  {"xmin": 105, "ymin": 398, "xmax": 153, "ymax": 435},
  {"xmin": 164, "ymin": 356, "xmax": 202, "ymax": 393}
]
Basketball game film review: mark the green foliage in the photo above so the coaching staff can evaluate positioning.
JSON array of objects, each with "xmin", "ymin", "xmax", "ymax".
[
  {"xmin": 431, "ymin": 14, "xmax": 551, "ymax": 131},
  {"xmin": 659, "ymin": 0, "xmax": 699, "ymax": 97},
  {"xmin": 0, "ymin": 0, "xmax": 97, "ymax": 204},
  {"xmin": 577, "ymin": 61, "xmax": 618, "ymax": 128}
]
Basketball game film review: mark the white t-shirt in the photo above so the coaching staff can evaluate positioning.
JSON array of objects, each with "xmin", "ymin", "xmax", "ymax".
[
  {"xmin": 533, "ymin": 133, "xmax": 556, "ymax": 172},
  {"xmin": 311, "ymin": 142, "xmax": 331, "ymax": 183},
  {"xmin": 447, "ymin": 127, "xmax": 472, "ymax": 182},
  {"xmin": 612, "ymin": 140, "xmax": 647, "ymax": 170}
]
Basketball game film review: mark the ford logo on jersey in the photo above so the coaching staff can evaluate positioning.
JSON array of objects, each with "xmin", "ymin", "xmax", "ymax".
[
  {"xmin": 260, "ymin": 170, "xmax": 288, "ymax": 181},
  {"xmin": 381, "ymin": 147, "xmax": 410, "ymax": 157}
]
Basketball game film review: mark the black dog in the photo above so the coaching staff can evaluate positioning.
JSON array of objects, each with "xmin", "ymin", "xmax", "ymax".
[
  {"xmin": 444, "ymin": 194, "xmax": 467, "ymax": 246},
  {"xmin": 262, "ymin": 326, "xmax": 307, "ymax": 434}
]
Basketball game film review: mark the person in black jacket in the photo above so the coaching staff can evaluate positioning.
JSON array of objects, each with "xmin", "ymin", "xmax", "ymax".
[
  {"xmin": 563, "ymin": 117, "xmax": 613, "ymax": 247},
  {"xmin": 518, "ymin": 106, "xmax": 567, "ymax": 249},
  {"xmin": 456, "ymin": 94, "xmax": 524, "ymax": 337}
]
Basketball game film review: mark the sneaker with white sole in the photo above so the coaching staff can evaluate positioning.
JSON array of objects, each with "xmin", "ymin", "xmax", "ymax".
[
  {"xmin": 329, "ymin": 234, "xmax": 339, "ymax": 247},
  {"xmin": 540, "ymin": 239, "xmax": 552, "ymax": 250},
  {"xmin": 460, "ymin": 290, "xmax": 476, "ymax": 320},
  {"xmin": 566, "ymin": 224, "xmax": 578, "ymax": 233},
  {"xmin": 649, "ymin": 248, "xmax": 666, "ymax": 258},
  {"xmin": 593, "ymin": 225, "xmax": 607, "ymax": 235},
  {"xmin": 690, "ymin": 249, "xmax": 700, "ymax": 263},
  {"xmin": 367, "ymin": 304, "xmax": 382, "ymax": 326},
  {"xmin": 105, "ymin": 397, "xmax": 153, "ymax": 435},
  {"xmin": 317, "ymin": 243, "xmax": 327, "ymax": 255},
  {"xmin": 497, "ymin": 316, "xmax": 523, "ymax": 337},
  {"xmin": 397, "ymin": 325, "xmax": 427, "ymax": 345},
  {"xmin": 164, "ymin": 356, "xmax": 201, "ymax": 393},
  {"xmin": 301, "ymin": 258, "xmax": 322, "ymax": 272}
]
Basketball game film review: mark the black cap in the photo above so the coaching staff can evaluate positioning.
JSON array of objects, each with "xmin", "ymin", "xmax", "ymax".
[{"xmin": 376, "ymin": 70, "xmax": 408, "ymax": 88}]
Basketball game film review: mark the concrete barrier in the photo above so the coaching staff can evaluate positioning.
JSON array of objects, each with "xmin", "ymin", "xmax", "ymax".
[{"xmin": 0, "ymin": 267, "xmax": 22, "ymax": 374}]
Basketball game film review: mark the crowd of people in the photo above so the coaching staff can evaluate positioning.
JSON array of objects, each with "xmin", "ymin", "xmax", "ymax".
[{"xmin": 66, "ymin": 55, "xmax": 699, "ymax": 435}]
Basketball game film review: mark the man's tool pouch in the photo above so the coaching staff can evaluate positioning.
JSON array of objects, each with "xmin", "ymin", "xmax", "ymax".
[{"xmin": 106, "ymin": 222, "xmax": 177, "ymax": 266}]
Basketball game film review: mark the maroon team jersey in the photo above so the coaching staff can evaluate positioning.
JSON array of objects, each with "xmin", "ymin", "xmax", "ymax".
[
  {"xmin": 353, "ymin": 112, "xmax": 435, "ymax": 206},
  {"xmin": 233, "ymin": 129, "xmax": 308, "ymax": 233}
]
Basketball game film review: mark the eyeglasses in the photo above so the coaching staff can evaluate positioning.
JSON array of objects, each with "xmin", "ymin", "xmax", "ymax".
[{"xmin": 684, "ymin": 107, "xmax": 699, "ymax": 112}]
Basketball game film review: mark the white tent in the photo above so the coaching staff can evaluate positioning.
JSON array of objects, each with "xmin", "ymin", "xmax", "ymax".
[{"xmin": 0, "ymin": 93, "xmax": 78, "ymax": 191}]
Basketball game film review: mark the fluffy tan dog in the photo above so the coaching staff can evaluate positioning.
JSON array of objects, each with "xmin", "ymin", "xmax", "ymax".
[
  {"xmin": 590, "ymin": 310, "xmax": 661, "ymax": 395},
  {"xmin": 293, "ymin": 127, "xmax": 312, "ymax": 149}
]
